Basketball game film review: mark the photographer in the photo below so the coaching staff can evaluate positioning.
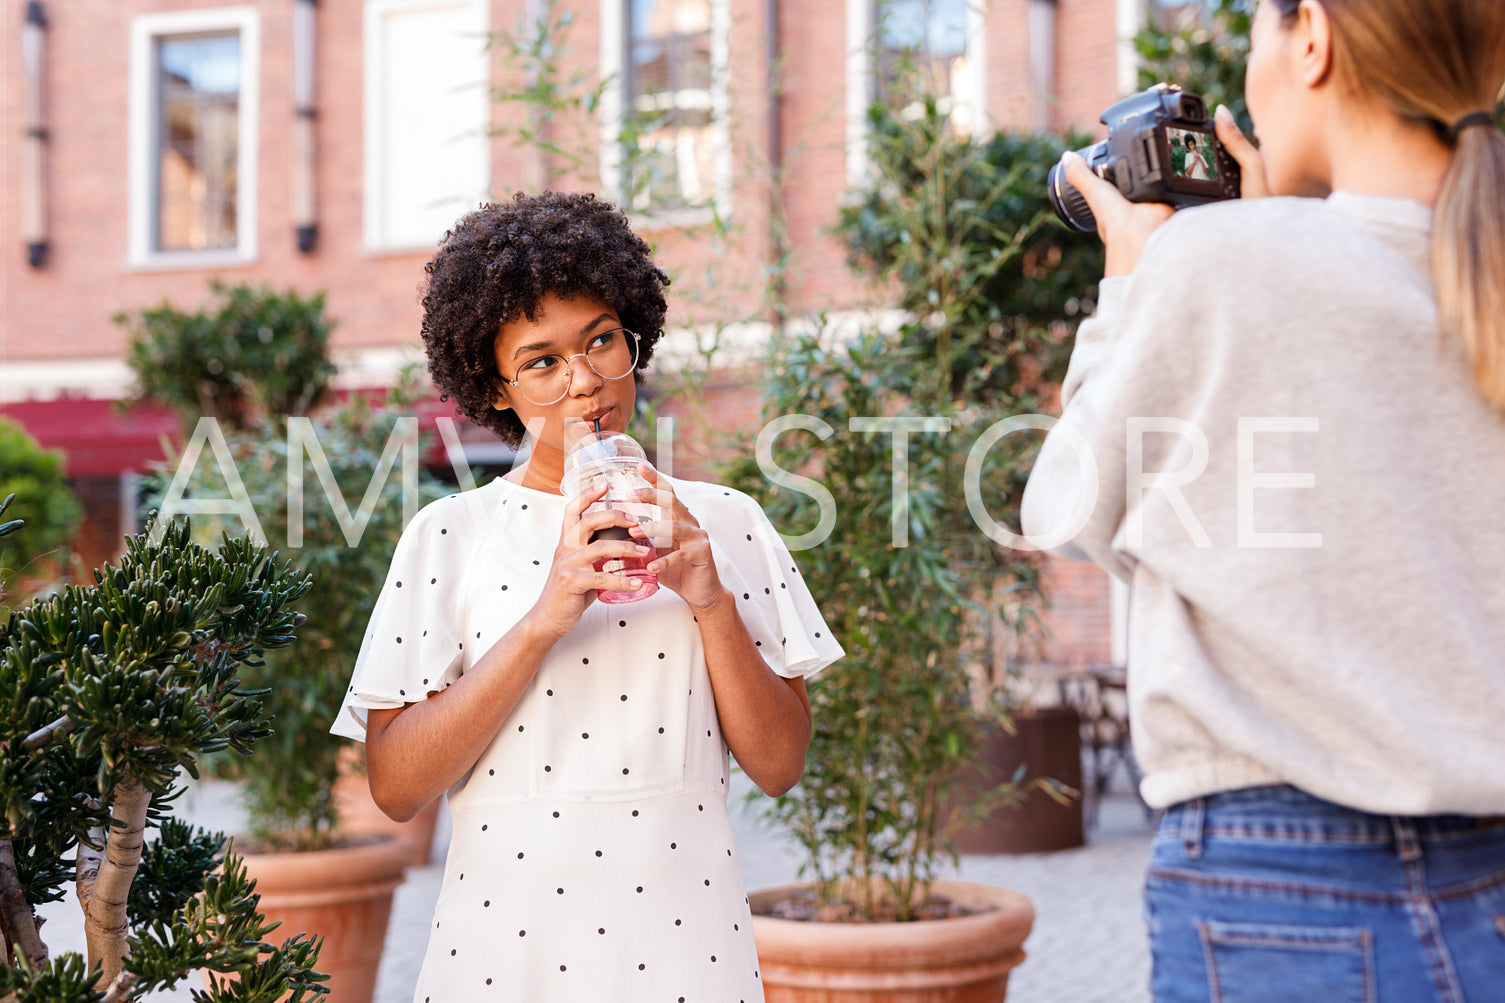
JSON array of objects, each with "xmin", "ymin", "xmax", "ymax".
[{"xmin": 1021, "ymin": 1, "xmax": 1504, "ymax": 1000}]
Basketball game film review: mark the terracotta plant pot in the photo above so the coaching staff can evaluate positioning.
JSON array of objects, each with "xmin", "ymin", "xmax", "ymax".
[
  {"xmin": 750, "ymin": 880, "xmax": 1034, "ymax": 1002},
  {"xmin": 333, "ymin": 766, "xmax": 442, "ymax": 867},
  {"xmin": 949, "ymin": 708, "xmax": 1084, "ymax": 854},
  {"xmin": 232, "ymin": 836, "xmax": 409, "ymax": 1003}
]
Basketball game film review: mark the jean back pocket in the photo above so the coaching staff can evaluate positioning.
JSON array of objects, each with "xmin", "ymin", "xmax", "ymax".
[{"xmin": 1198, "ymin": 920, "xmax": 1375, "ymax": 1003}]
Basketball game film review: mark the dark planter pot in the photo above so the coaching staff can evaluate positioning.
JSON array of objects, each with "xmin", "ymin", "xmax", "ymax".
[{"xmin": 949, "ymin": 707, "xmax": 1084, "ymax": 854}]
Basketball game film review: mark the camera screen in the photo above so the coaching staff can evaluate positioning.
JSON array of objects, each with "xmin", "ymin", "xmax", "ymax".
[{"xmin": 1165, "ymin": 127, "xmax": 1220, "ymax": 186}]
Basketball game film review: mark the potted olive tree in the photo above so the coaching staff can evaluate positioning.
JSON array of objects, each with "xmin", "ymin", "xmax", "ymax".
[
  {"xmin": 720, "ymin": 76, "xmax": 1099, "ymax": 999},
  {"xmin": 0, "ymin": 496, "xmax": 327, "ymax": 1002}
]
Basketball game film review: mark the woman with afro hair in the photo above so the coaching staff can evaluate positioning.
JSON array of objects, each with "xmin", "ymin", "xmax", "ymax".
[{"xmin": 332, "ymin": 191, "xmax": 843, "ymax": 1002}]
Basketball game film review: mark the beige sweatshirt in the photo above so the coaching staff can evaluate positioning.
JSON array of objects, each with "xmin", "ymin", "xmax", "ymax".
[{"xmin": 1021, "ymin": 192, "xmax": 1505, "ymax": 815}]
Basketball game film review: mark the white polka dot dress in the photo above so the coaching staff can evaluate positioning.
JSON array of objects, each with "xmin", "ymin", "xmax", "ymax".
[{"xmin": 332, "ymin": 476, "xmax": 843, "ymax": 1003}]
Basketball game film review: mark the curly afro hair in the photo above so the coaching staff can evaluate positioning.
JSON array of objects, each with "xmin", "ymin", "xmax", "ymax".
[{"xmin": 420, "ymin": 191, "xmax": 670, "ymax": 446}]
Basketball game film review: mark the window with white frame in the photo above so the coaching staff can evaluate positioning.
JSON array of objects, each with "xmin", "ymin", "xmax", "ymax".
[
  {"xmin": 846, "ymin": 0, "xmax": 984, "ymax": 186},
  {"xmin": 128, "ymin": 8, "xmax": 259, "ymax": 265},
  {"xmin": 363, "ymin": 0, "xmax": 490, "ymax": 250},
  {"xmin": 1150, "ymin": 0, "xmax": 1212, "ymax": 27},
  {"xmin": 601, "ymin": 0, "xmax": 729, "ymax": 219}
]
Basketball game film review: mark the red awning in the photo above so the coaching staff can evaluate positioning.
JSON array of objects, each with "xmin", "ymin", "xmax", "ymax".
[
  {"xmin": 0, "ymin": 399, "xmax": 182, "ymax": 478},
  {"xmin": 0, "ymin": 395, "xmax": 478, "ymax": 479}
]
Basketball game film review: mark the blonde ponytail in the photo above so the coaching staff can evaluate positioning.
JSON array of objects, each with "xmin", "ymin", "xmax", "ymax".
[
  {"xmin": 1312, "ymin": 0, "xmax": 1505, "ymax": 411},
  {"xmin": 1433, "ymin": 117, "xmax": 1505, "ymax": 410}
]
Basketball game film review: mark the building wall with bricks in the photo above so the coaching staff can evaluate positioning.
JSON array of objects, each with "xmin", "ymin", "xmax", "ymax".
[{"xmin": 1, "ymin": 0, "xmax": 1129, "ymax": 667}]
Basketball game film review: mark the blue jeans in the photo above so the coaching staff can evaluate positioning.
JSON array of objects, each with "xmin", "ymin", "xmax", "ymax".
[{"xmin": 1144, "ymin": 785, "xmax": 1505, "ymax": 1003}]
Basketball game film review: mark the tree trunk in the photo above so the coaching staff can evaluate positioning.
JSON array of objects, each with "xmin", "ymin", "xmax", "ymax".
[
  {"xmin": 75, "ymin": 819, "xmax": 104, "ymax": 933},
  {"xmin": 100, "ymin": 972, "xmax": 138, "ymax": 1002},
  {"xmin": 83, "ymin": 778, "xmax": 150, "ymax": 990},
  {"xmin": 0, "ymin": 838, "xmax": 47, "ymax": 967}
]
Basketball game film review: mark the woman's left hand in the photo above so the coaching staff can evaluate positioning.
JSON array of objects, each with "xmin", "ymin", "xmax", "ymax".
[{"xmin": 629, "ymin": 464, "xmax": 725, "ymax": 613}]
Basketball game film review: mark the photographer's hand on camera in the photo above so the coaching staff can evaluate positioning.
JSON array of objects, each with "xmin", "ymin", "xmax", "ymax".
[
  {"xmin": 1214, "ymin": 104, "xmax": 1271, "ymax": 198},
  {"xmin": 1061, "ymin": 151, "xmax": 1175, "ymax": 276}
]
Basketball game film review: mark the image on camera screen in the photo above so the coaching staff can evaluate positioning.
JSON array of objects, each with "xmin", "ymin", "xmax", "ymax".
[{"xmin": 1166, "ymin": 127, "xmax": 1218, "ymax": 182}]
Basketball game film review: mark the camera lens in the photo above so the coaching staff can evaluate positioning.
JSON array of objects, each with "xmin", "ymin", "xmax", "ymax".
[{"xmin": 1047, "ymin": 162, "xmax": 1097, "ymax": 234}]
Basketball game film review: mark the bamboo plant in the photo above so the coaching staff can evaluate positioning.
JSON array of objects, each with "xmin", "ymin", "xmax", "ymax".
[{"xmin": 723, "ymin": 77, "xmax": 1098, "ymax": 922}]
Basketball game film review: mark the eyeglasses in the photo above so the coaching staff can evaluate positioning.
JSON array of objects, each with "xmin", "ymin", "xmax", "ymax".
[{"xmin": 498, "ymin": 328, "xmax": 640, "ymax": 406}]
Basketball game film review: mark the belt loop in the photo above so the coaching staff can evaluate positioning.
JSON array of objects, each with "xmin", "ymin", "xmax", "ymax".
[
  {"xmin": 1390, "ymin": 815, "xmax": 1422, "ymax": 863},
  {"xmin": 1180, "ymin": 797, "xmax": 1206, "ymax": 859}
]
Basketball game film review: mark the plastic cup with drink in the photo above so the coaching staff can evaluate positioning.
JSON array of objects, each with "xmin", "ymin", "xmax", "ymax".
[{"xmin": 559, "ymin": 420, "xmax": 662, "ymax": 604}]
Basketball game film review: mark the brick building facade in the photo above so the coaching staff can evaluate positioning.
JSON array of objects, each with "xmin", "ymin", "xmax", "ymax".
[{"xmin": 1, "ymin": 0, "xmax": 1132, "ymax": 666}]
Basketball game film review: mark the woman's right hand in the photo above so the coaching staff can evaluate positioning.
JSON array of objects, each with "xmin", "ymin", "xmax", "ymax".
[
  {"xmin": 1063, "ymin": 151, "xmax": 1176, "ymax": 277},
  {"xmin": 1215, "ymin": 104, "xmax": 1271, "ymax": 199},
  {"xmin": 526, "ymin": 483, "xmax": 650, "ymax": 639}
]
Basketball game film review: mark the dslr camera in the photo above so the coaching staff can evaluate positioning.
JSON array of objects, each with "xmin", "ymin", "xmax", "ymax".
[{"xmin": 1048, "ymin": 83, "xmax": 1241, "ymax": 233}]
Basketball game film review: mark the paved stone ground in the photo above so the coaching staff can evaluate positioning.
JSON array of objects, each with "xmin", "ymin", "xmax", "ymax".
[
  {"xmin": 950, "ymin": 794, "xmax": 1156, "ymax": 1003},
  {"xmin": 37, "ymin": 766, "xmax": 1157, "ymax": 1002}
]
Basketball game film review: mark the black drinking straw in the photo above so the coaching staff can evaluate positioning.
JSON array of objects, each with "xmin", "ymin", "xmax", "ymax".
[{"xmin": 594, "ymin": 418, "xmax": 610, "ymax": 512}]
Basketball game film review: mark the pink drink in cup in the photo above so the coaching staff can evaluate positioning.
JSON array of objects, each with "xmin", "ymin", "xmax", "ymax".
[{"xmin": 559, "ymin": 424, "xmax": 660, "ymax": 603}]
